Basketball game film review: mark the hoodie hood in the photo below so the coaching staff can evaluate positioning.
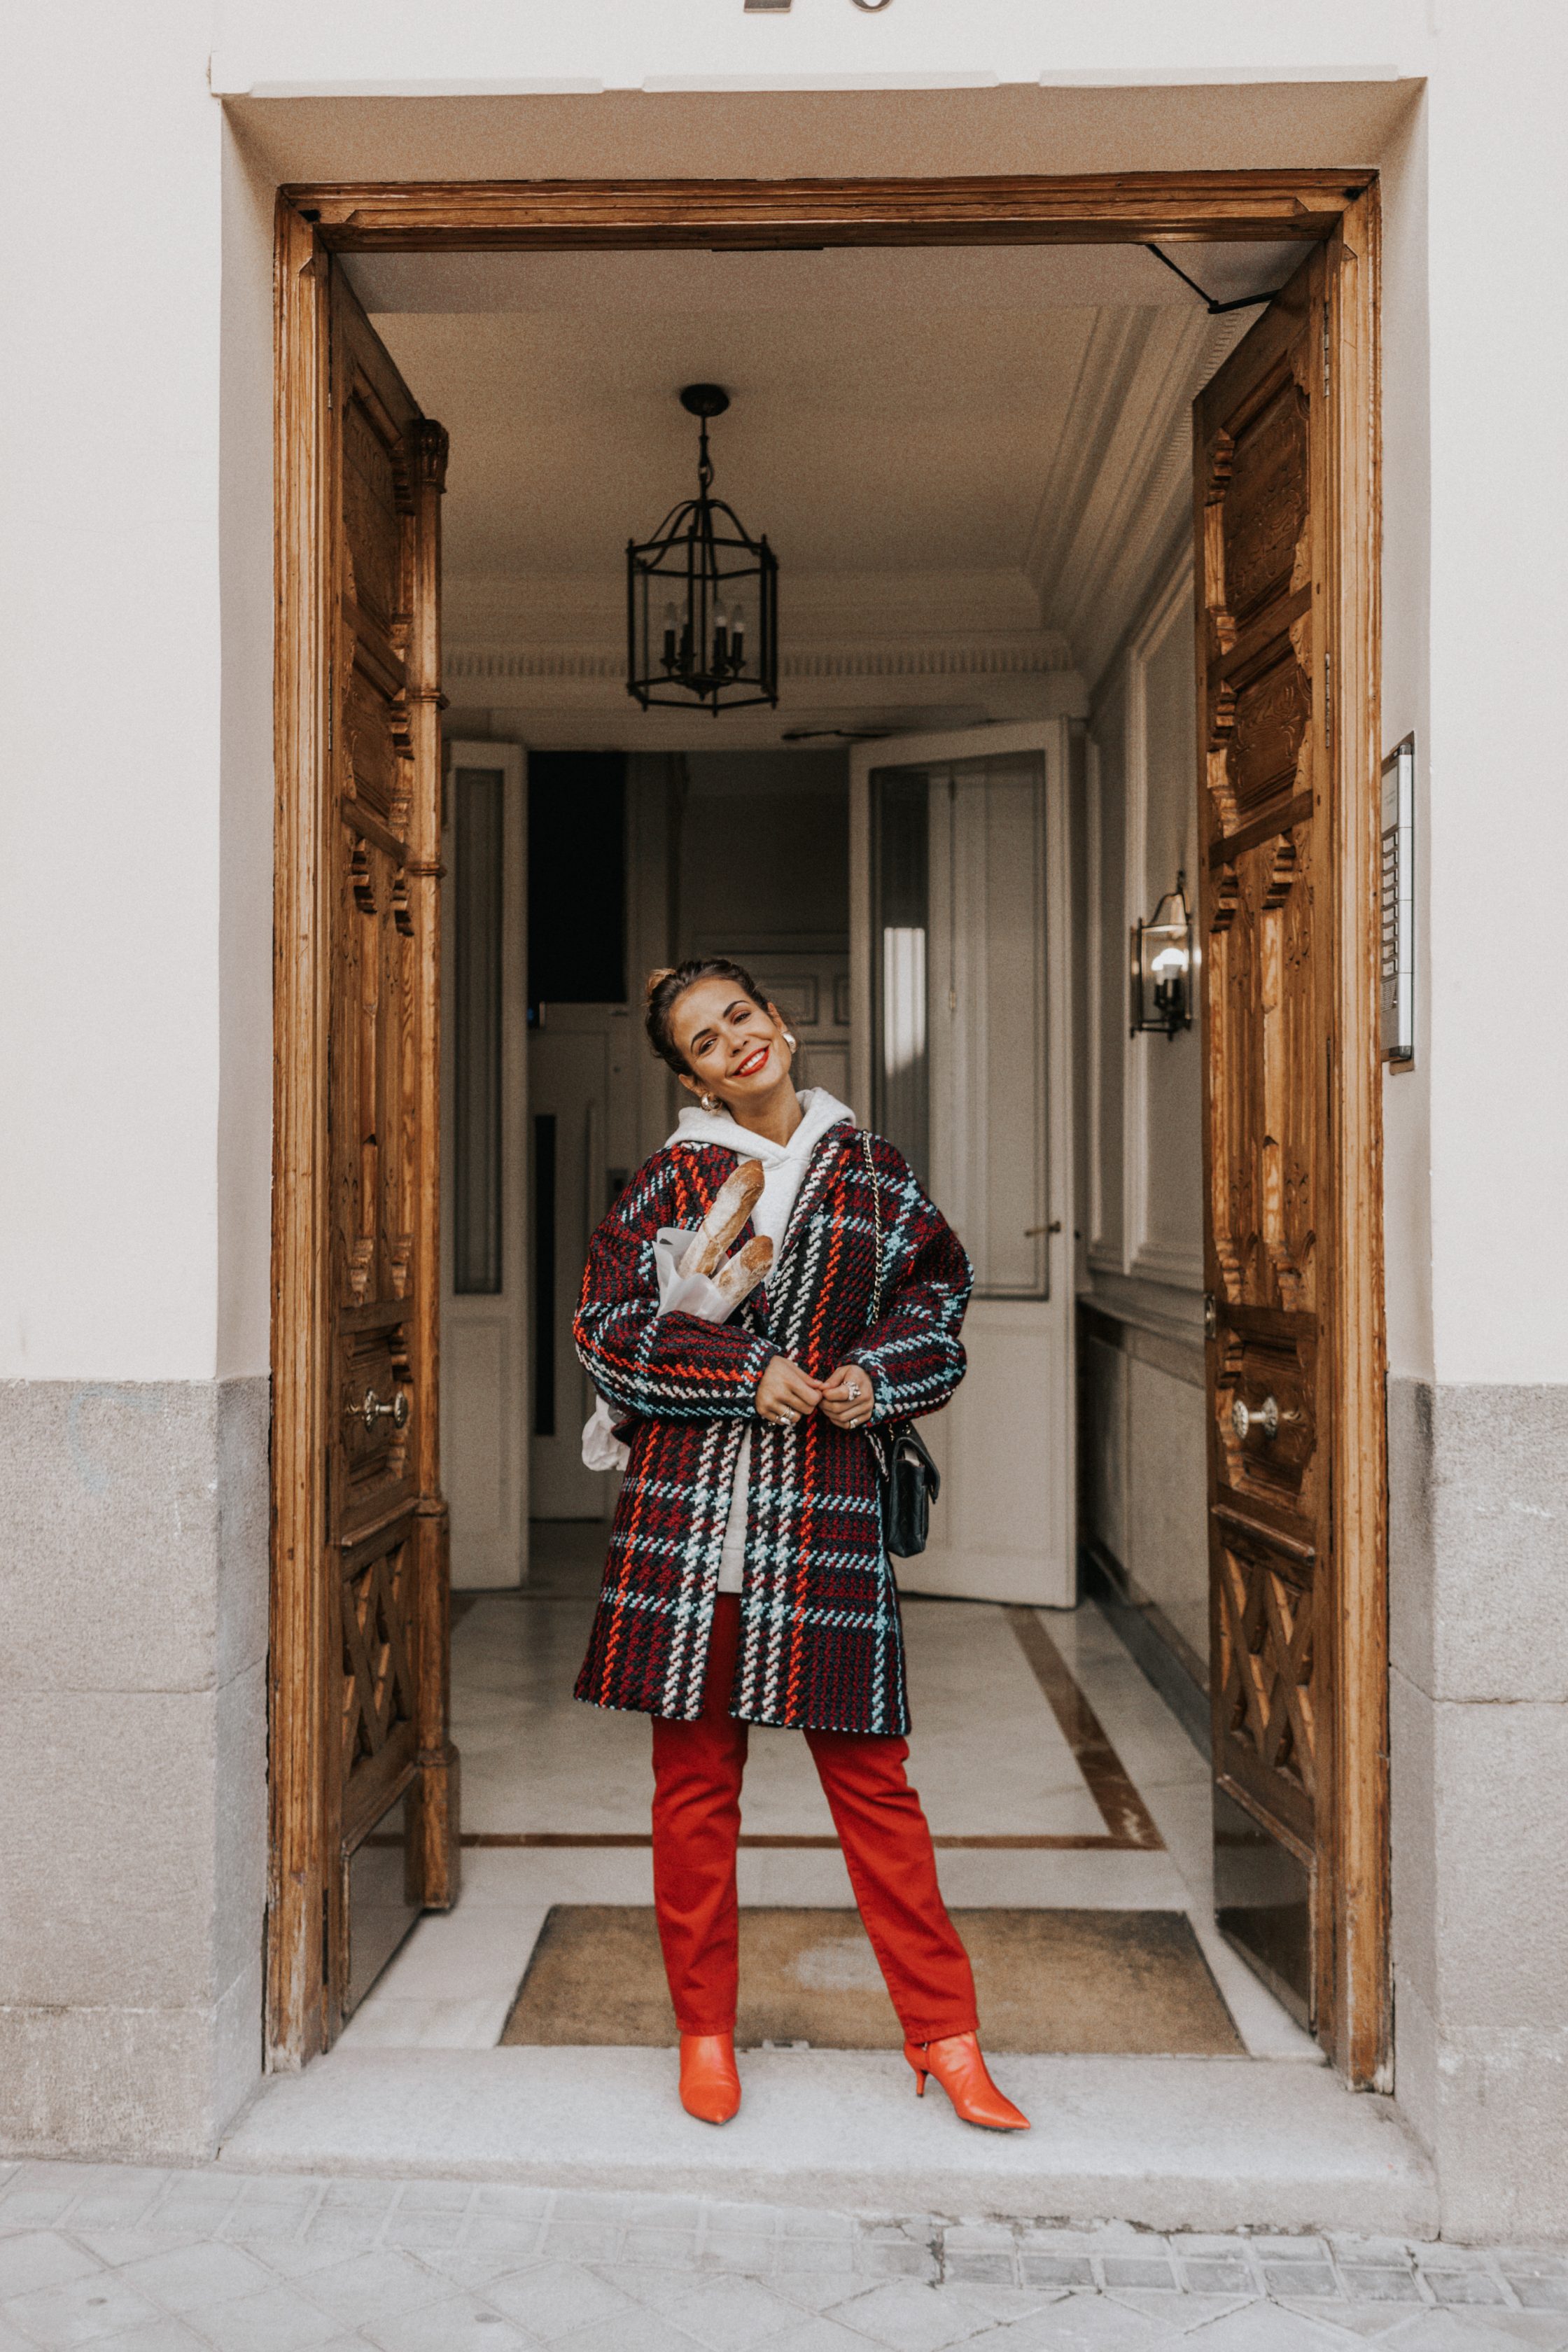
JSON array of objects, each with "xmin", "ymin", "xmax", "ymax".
[{"xmin": 666, "ymin": 1086, "xmax": 853, "ymax": 1170}]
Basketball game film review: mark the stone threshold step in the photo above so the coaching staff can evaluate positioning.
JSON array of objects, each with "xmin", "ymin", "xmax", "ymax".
[{"xmin": 219, "ymin": 2047, "xmax": 1436, "ymax": 2239}]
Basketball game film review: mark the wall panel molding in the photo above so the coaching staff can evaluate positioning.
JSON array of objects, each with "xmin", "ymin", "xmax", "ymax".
[
  {"xmin": 1124, "ymin": 545, "xmax": 1203, "ymax": 1294},
  {"xmin": 1082, "ymin": 736, "xmax": 1123, "ymax": 1276}
]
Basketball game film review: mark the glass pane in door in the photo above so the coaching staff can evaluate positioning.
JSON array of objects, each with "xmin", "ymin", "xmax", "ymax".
[
  {"xmin": 936, "ymin": 755, "xmax": 1050, "ymax": 1299},
  {"xmin": 452, "ymin": 770, "xmax": 505, "ymax": 1295},
  {"xmin": 870, "ymin": 753, "xmax": 1049, "ymax": 1292},
  {"xmin": 869, "ymin": 768, "xmax": 931, "ymax": 1184}
]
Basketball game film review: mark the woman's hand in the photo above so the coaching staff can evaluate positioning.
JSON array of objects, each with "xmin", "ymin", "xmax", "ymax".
[
  {"xmin": 755, "ymin": 1354, "xmax": 825, "ymax": 1427},
  {"xmin": 818, "ymin": 1362, "xmax": 876, "ymax": 1429}
]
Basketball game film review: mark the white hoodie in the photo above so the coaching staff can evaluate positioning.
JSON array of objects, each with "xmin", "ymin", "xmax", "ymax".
[{"xmin": 668, "ymin": 1086, "xmax": 853, "ymax": 1591}]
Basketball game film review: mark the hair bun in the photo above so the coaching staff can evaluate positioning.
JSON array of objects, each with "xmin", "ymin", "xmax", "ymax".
[{"xmin": 644, "ymin": 966, "xmax": 678, "ymax": 1005}]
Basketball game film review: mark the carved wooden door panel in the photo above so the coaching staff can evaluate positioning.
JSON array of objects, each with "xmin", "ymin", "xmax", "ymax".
[
  {"xmin": 1196, "ymin": 248, "xmax": 1335, "ymax": 2040},
  {"xmin": 325, "ymin": 270, "xmax": 458, "ymax": 2031},
  {"xmin": 271, "ymin": 255, "xmax": 457, "ymax": 2060}
]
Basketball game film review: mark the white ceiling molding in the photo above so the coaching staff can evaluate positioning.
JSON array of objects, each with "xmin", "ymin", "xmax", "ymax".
[
  {"xmin": 785, "ymin": 643, "xmax": 1072, "ymax": 678},
  {"xmin": 1021, "ymin": 309, "xmax": 1156, "ymax": 601},
  {"xmin": 1076, "ymin": 311, "xmax": 1254, "ymax": 701},
  {"xmin": 1032, "ymin": 307, "xmax": 1222, "ymax": 684},
  {"xmin": 446, "ymin": 640, "xmax": 1076, "ymax": 684},
  {"xmin": 442, "ymin": 560, "xmax": 1081, "ymax": 742}
]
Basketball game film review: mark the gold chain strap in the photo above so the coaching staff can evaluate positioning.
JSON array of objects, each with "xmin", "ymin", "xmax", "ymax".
[{"xmin": 861, "ymin": 1130, "xmax": 883, "ymax": 1326}]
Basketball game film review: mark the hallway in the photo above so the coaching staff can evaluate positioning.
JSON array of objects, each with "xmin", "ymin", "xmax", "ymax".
[{"xmin": 340, "ymin": 1526, "xmax": 1311, "ymax": 2064}]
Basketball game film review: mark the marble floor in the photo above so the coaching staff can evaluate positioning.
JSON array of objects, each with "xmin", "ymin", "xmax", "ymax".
[{"xmin": 342, "ymin": 1525, "xmax": 1315, "ymax": 2064}]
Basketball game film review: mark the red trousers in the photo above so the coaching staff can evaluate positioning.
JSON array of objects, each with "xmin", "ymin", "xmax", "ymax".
[{"xmin": 650, "ymin": 1594, "xmax": 978, "ymax": 2042}]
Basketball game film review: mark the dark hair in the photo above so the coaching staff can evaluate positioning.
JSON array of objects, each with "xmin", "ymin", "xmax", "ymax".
[{"xmin": 645, "ymin": 958, "xmax": 769, "ymax": 1076}]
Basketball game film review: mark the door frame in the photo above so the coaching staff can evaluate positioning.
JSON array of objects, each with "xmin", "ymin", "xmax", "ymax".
[{"xmin": 271, "ymin": 169, "xmax": 1384, "ymax": 2083}]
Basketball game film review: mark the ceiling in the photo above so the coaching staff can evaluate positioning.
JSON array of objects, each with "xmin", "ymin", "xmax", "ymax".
[{"xmin": 349, "ymin": 240, "xmax": 1299, "ymax": 750}]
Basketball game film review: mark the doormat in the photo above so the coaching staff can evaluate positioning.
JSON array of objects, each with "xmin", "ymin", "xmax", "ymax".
[{"xmin": 499, "ymin": 1906, "xmax": 1244, "ymax": 2055}]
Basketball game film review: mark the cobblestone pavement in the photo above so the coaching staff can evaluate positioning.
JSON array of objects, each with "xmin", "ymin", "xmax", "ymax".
[{"xmin": 0, "ymin": 2162, "xmax": 1563, "ymax": 2351}]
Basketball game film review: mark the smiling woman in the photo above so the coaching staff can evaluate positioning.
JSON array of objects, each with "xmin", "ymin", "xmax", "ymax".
[{"xmin": 569, "ymin": 953, "xmax": 1028, "ymax": 2134}]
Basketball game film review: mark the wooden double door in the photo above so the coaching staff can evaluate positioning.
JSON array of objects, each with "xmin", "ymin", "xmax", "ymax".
[{"xmin": 270, "ymin": 176, "xmax": 1385, "ymax": 2085}]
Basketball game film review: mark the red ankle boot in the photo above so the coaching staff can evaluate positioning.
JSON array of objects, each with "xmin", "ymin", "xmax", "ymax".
[
  {"xmin": 904, "ymin": 2032, "xmax": 1029, "ymax": 2131},
  {"xmin": 679, "ymin": 2032, "xmax": 742, "ymax": 2124}
]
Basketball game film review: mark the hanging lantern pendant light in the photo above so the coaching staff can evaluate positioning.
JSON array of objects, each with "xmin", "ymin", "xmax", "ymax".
[{"xmin": 626, "ymin": 384, "xmax": 778, "ymax": 715}]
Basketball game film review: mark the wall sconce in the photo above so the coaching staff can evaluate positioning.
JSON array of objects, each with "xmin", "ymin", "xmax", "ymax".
[{"xmin": 1130, "ymin": 874, "xmax": 1194, "ymax": 1039}]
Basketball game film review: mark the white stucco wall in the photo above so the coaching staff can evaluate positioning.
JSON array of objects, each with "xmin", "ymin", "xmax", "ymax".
[
  {"xmin": 209, "ymin": 0, "xmax": 1432, "ymax": 98},
  {"xmin": 2, "ymin": 3, "xmax": 228, "ymax": 1380},
  {"xmin": 1371, "ymin": 94, "xmax": 1434, "ymax": 1385},
  {"xmin": 1422, "ymin": 8, "xmax": 1568, "ymax": 1384},
  {"xmin": 0, "ymin": 9, "xmax": 279, "ymax": 1386},
  {"xmin": 217, "ymin": 130, "xmax": 281, "ymax": 1383}
]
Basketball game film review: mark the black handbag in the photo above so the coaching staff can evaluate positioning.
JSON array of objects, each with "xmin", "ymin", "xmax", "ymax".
[{"xmin": 860, "ymin": 1133, "xmax": 941, "ymax": 1559}]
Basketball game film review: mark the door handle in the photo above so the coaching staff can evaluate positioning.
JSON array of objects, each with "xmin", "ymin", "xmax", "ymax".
[
  {"xmin": 358, "ymin": 1386, "xmax": 410, "ymax": 1433},
  {"xmin": 1023, "ymin": 1220, "xmax": 1063, "ymax": 1237},
  {"xmin": 1230, "ymin": 1394, "xmax": 1280, "ymax": 1443}
]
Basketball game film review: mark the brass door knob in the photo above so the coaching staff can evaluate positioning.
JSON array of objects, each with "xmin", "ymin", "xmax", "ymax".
[
  {"xmin": 359, "ymin": 1387, "xmax": 410, "ymax": 1433},
  {"xmin": 1231, "ymin": 1394, "xmax": 1280, "ymax": 1443}
]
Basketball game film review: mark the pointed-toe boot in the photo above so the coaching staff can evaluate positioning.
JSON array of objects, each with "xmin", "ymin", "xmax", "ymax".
[
  {"xmin": 904, "ymin": 2031, "xmax": 1030, "ymax": 2131},
  {"xmin": 679, "ymin": 2032, "xmax": 742, "ymax": 2124}
]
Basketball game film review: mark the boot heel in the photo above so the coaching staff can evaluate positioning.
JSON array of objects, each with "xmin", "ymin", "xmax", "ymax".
[{"xmin": 905, "ymin": 2032, "xmax": 1029, "ymax": 2132}]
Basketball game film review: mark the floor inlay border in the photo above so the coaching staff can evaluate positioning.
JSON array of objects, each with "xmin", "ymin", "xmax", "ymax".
[
  {"xmin": 1004, "ymin": 1606, "xmax": 1165, "ymax": 1849},
  {"xmin": 458, "ymin": 1831, "xmax": 1159, "ymax": 1849}
]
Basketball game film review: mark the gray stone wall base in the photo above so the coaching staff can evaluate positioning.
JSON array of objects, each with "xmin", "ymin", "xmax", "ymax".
[
  {"xmin": 0, "ymin": 1961, "xmax": 262, "ymax": 2160},
  {"xmin": 0, "ymin": 1378, "xmax": 269, "ymax": 2161},
  {"xmin": 1389, "ymin": 1376, "xmax": 1568, "ymax": 2241}
]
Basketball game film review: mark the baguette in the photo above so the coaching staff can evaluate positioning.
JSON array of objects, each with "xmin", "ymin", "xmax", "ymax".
[
  {"xmin": 680, "ymin": 1158, "xmax": 764, "ymax": 1278},
  {"xmin": 708, "ymin": 1234, "xmax": 773, "ymax": 1313}
]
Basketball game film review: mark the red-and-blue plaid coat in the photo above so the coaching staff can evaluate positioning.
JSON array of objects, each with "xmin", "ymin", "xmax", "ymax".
[{"xmin": 572, "ymin": 1119, "xmax": 972, "ymax": 1735}]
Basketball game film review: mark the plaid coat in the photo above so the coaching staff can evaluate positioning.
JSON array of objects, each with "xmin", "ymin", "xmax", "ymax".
[{"xmin": 572, "ymin": 1119, "xmax": 972, "ymax": 1735}]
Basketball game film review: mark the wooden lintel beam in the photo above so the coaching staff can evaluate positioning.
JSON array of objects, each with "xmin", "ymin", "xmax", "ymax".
[{"xmin": 282, "ymin": 172, "xmax": 1374, "ymax": 253}]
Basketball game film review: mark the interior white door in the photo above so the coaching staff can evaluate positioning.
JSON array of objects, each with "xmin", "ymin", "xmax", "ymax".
[
  {"xmin": 528, "ymin": 1003, "xmax": 629, "ymax": 1520},
  {"xmin": 850, "ymin": 722, "xmax": 1075, "ymax": 1606},
  {"xmin": 440, "ymin": 741, "xmax": 529, "ymax": 1589}
]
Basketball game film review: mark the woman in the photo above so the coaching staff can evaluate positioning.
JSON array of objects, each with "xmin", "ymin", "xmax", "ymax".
[{"xmin": 573, "ymin": 956, "xmax": 1028, "ymax": 2134}]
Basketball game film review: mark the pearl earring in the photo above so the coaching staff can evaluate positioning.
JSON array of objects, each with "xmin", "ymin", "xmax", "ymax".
[
  {"xmin": 784, "ymin": 1031, "xmax": 797, "ymax": 1049},
  {"xmin": 702, "ymin": 1091, "xmax": 722, "ymax": 1113}
]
